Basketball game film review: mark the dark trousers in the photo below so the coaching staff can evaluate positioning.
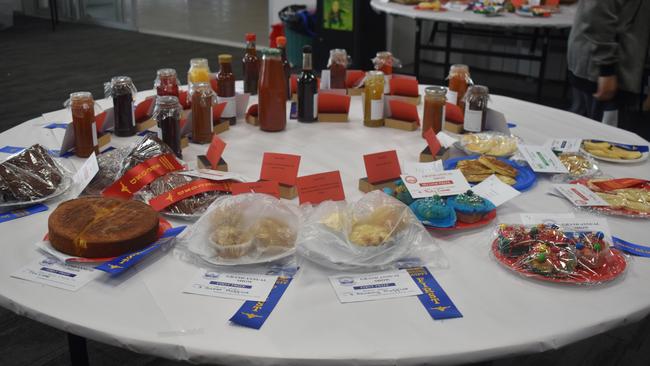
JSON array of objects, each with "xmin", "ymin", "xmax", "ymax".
[{"xmin": 569, "ymin": 87, "xmax": 641, "ymax": 132}]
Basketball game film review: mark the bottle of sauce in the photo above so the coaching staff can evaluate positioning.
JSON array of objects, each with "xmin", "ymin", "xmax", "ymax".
[
  {"xmin": 363, "ymin": 70, "xmax": 385, "ymax": 127},
  {"xmin": 154, "ymin": 68, "xmax": 180, "ymax": 97},
  {"xmin": 447, "ymin": 64, "xmax": 471, "ymax": 112},
  {"xmin": 276, "ymin": 36, "xmax": 291, "ymax": 100},
  {"xmin": 69, "ymin": 91, "xmax": 99, "ymax": 158},
  {"xmin": 216, "ymin": 54, "xmax": 237, "ymax": 126},
  {"xmin": 297, "ymin": 45, "xmax": 318, "ymax": 123},
  {"xmin": 463, "ymin": 85, "xmax": 489, "ymax": 133},
  {"xmin": 422, "ymin": 86, "xmax": 447, "ymax": 136},
  {"xmin": 108, "ymin": 76, "xmax": 137, "ymax": 137},
  {"xmin": 153, "ymin": 96, "xmax": 183, "ymax": 158},
  {"xmin": 187, "ymin": 58, "xmax": 211, "ymax": 105},
  {"xmin": 242, "ymin": 33, "xmax": 259, "ymax": 95},
  {"xmin": 190, "ymin": 82, "xmax": 214, "ymax": 144},
  {"xmin": 328, "ymin": 49, "xmax": 347, "ymax": 90},
  {"xmin": 258, "ymin": 48, "xmax": 287, "ymax": 132}
]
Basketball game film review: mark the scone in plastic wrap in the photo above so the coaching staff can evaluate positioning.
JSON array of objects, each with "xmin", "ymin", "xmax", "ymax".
[
  {"xmin": 297, "ymin": 190, "xmax": 447, "ymax": 270},
  {"xmin": 457, "ymin": 132, "xmax": 520, "ymax": 157},
  {"xmin": 176, "ymin": 193, "xmax": 299, "ymax": 265}
]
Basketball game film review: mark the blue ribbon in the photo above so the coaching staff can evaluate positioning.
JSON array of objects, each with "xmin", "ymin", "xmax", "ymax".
[
  {"xmin": 507, "ymin": 122, "xmax": 517, "ymax": 128},
  {"xmin": 0, "ymin": 204, "xmax": 48, "ymax": 223},
  {"xmin": 612, "ymin": 236, "xmax": 650, "ymax": 258},
  {"xmin": 47, "ymin": 149, "xmax": 75, "ymax": 158},
  {"xmin": 406, "ymin": 267, "xmax": 462, "ymax": 320},
  {"xmin": 137, "ymin": 130, "xmax": 156, "ymax": 137},
  {"xmin": 43, "ymin": 123, "xmax": 69, "ymax": 129},
  {"xmin": 0, "ymin": 146, "xmax": 25, "ymax": 154},
  {"xmin": 590, "ymin": 140, "xmax": 649, "ymax": 152},
  {"xmin": 101, "ymin": 146, "xmax": 116, "ymax": 154},
  {"xmin": 95, "ymin": 226, "xmax": 186, "ymax": 275},
  {"xmin": 230, "ymin": 276, "xmax": 294, "ymax": 329}
]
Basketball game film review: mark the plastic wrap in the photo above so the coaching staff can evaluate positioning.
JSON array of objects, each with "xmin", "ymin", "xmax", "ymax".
[
  {"xmin": 456, "ymin": 132, "xmax": 521, "ymax": 157},
  {"xmin": 553, "ymin": 152, "xmax": 600, "ymax": 179},
  {"xmin": 492, "ymin": 223, "xmax": 627, "ymax": 285},
  {"xmin": 570, "ymin": 178, "xmax": 650, "ymax": 218},
  {"xmin": 176, "ymin": 194, "xmax": 299, "ymax": 267},
  {"xmin": 82, "ymin": 135, "xmax": 174, "ymax": 196},
  {"xmin": 0, "ymin": 144, "xmax": 72, "ymax": 210},
  {"xmin": 371, "ymin": 51, "xmax": 402, "ymax": 72},
  {"xmin": 297, "ymin": 190, "xmax": 447, "ymax": 271},
  {"xmin": 136, "ymin": 172, "xmax": 230, "ymax": 219}
]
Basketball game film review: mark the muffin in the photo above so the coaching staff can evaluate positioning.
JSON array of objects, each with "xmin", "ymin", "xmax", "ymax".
[
  {"xmin": 409, "ymin": 195, "xmax": 456, "ymax": 228},
  {"xmin": 446, "ymin": 190, "xmax": 496, "ymax": 223},
  {"xmin": 349, "ymin": 223, "xmax": 392, "ymax": 247},
  {"xmin": 209, "ymin": 225, "xmax": 253, "ymax": 259},
  {"xmin": 254, "ymin": 217, "xmax": 296, "ymax": 249}
]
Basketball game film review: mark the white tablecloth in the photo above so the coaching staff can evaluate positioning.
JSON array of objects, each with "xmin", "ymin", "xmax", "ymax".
[
  {"xmin": 371, "ymin": 0, "xmax": 576, "ymax": 28},
  {"xmin": 1, "ymin": 87, "xmax": 649, "ymax": 365}
]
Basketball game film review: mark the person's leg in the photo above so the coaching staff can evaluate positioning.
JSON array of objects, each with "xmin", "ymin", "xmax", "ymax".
[{"xmin": 570, "ymin": 87, "xmax": 589, "ymax": 116}]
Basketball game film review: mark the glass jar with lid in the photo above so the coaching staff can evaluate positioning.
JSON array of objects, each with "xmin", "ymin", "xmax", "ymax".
[
  {"xmin": 463, "ymin": 85, "xmax": 489, "ymax": 133},
  {"xmin": 153, "ymin": 95, "xmax": 183, "ymax": 158},
  {"xmin": 422, "ymin": 86, "xmax": 447, "ymax": 136},
  {"xmin": 106, "ymin": 76, "xmax": 137, "ymax": 137},
  {"xmin": 447, "ymin": 64, "xmax": 472, "ymax": 111}
]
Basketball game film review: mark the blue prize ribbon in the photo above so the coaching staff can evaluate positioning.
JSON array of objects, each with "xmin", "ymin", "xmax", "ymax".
[
  {"xmin": 137, "ymin": 130, "xmax": 156, "ymax": 137},
  {"xmin": 47, "ymin": 149, "xmax": 74, "ymax": 158},
  {"xmin": 507, "ymin": 122, "xmax": 517, "ymax": 128},
  {"xmin": 230, "ymin": 276, "xmax": 294, "ymax": 329},
  {"xmin": 0, "ymin": 146, "xmax": 25, "ymax": 154},
  {"xmin": 43, "ymin": 123, "xmax": 69, "ymax": 129},
  {"xmin": 612, "ymin": 236, "xmax": 650, "ymax": 258},
  {"xmin": 100, "ymin": 146, "xmax": 116, "ymax": 154},
  {"xmin": 406, "ymin": 267, "xmax": 462, "ymax": 320},
  {"xmin": 95, "ymin": 226, "xmax": 186, "ymax": 275},
  {"xmin": 0, "ymin": 204, "xmax": 48, "ymax": 223}
]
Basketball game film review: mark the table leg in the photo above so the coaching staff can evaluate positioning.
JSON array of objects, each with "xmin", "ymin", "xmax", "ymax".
[
  {"xmin": 414, "ymin": 18, "xmax": 422, "ymax": 79},
  {"xmin": 428, "ymin": 21, "xmax": 439, "ymax": 45},
  {"xmin": 67, "ymin": 332, "xmax": 90, "ymax": 366},
  {"xmin": 53, "ymin": 0, "xmax": 59, "ymax": 25},
  {"xmin": 537, "ymin": 28, "xmax": 550, "ymax": 102},
  {"xmin": 444, "ymin": 22, "xmax": 452, "ymax": 78},
  {"xmin": 48, "ymin": 0, "xmax": 56, "ymax": 31}
]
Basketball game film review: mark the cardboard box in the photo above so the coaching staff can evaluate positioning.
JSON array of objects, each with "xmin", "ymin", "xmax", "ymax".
[
  {"xmin": 390, "ymin": 94, "xmax": 421, "ymax": 106},
  {"xmin": 419, "ymin": 146, "xmax": 450, "ymax": 163},
  {"xmin": 197, "ymin": 155, "xmax": 228, "ymax": 172},
  {"xmin": 444, "ymin": 121, "xmax": 464, "ymax": 134},
  {"xmin": 278, "ymin": 183, "xmax": 298, "ymax": 199},
  {"xmin": 97, "ymin": 133, "xmax": 111, "ymax": 149},
  {"xmin": 213, "ymin": 120, "xmax": 230, "ymax": 135},
  {"xmin": 384, "ymin": 118, "xmax": 418, "ymax": 131},
  {"xmin": 318, "ymin": 113, "xmax": 349, "ymax": 123},
  {"xmin": 364, "ymin": 119, "xmax": 384, "ymax": 128},
  {"xmin": 136, "ymin": 118, "xmax": 157, "ymax": 132},
  {"xmin": 358, "ymin": 177, "xmax": 399, "ymax": 193},
  {"xmin": 245, "ymin": 114, "xmax": 259, "ymax": 126}
]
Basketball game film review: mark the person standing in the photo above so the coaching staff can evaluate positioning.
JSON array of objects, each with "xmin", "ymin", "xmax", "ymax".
[{"xmin": 567, "ymin": 0, "xmax": 650, "ymax": 131}]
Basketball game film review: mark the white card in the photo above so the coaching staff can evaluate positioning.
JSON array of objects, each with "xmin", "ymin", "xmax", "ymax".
[
  {"xmin": 518, "ymin": 144, "xmax": 568, "ymax": 173},
  {"xmin": 404, "ymin": 161, "xmax": 443, "ymax": 176},
  {"xmin": 545, "ymin": 138, "xmax": 582, "ymax": 153},
  {"xmin": 180, "ymin": 169, "xmax": 252, "ymax": 183},
  {"xmin": 470, "ymin": 174, "xmax": 520, "ymax": 207},
  {"xmin": 11, "ymin": 256, "xmax": 100, "ymax": 291},
  {"xmin": 520, "ymin": 213, "xmax": 576, "ymax": 225},
  {"xmin": 320, "ymin": 70, "xmax": 331, "ymax": 90},
  {"xmin": 436, "ymin": 131, "xmax": 457, "ymax": 148},
  {"xmin": 486, "ymin": 108, "xmax": 509, "ymax": 134},
  {"xmin": 329, "ymin": 270, "xmax": 422, "ymax": 303},
  {"xmin": 400, "ymin": 170, "xmax": 471, "ymax": 198},
  {"xmin": 72, "ymin": 153, "xmax": 99, "ymax": 194},
  {"xmin": 554, "ymin": 184, "xmax": 610, "ymax": 207},
  {"xmin": 183, "ymin": 270, "xmax": 278, "ymax": 301}
]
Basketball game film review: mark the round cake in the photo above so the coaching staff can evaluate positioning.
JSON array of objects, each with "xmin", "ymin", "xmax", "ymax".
[{"xmin": 48, "ymin": 196, "xmax": 159, "ymax": 258}]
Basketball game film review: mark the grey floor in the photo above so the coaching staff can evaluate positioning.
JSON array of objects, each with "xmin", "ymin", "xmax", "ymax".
[{"xmin": 2, "ymin": 15, "xmax": 650, "ymax": 366}]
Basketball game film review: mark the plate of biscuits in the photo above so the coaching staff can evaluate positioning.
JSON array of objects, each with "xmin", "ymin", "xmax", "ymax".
[
  {"xmin": 581, "ymin": 140, "xmax": 649, "ymax": 164},
  {"xmin": 444, "ymin": 155, "xmax": 536, "ymax": 191}
]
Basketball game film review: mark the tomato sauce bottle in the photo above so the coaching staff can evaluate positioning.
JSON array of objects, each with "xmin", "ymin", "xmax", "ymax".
[
  {"xmin": 69, "ymin": 91, "xmax": 99, "ymax": 158},
  {"xmin": 258, "ymin": 48, "xmax": 287, "ymax": 132},
  {"xmin": 216, "ymin": 54, "xmax": 237, "ymax": 126},
  {"xmin": 276, "ymin": 36, "xmax": 291, "ymax": 100},
  {"xmin": 190, "ymin": 82, "xmax": 214, "ymax": 144},
  {"xmin": 242, "ymin": 33, "xmax": 259, "ymax": 95},
  {"xmin": 297, "ymin": 45, "xmax": 317, "ymax": 123}
]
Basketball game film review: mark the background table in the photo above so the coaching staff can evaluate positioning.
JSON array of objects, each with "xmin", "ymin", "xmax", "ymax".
[
  {"xmin": 370, "ymin": 1, "xmax": 577, "ymax": 100},
  {"xmin": 1, "ymin": 87, "xmax": 649, "ymax": 365}
]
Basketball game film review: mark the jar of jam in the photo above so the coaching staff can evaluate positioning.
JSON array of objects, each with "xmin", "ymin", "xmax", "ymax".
[
  {"xmin": 242, "ymin": 33, "xmax": 260, "ymax": 95},
  {"xmin": 363, "ymin": 70, "xmax": 385, "ymax": 127},
  {"xmin": 328, "ymin": 49, "xmax": 348, "ymax": 90},
  {"xmin": 154, "ymin": 68, "xmax": 180, "ymax": 97},
  {"xmin": 107, "ymin": 76, "xmax": 137, "ymax": 137},
  {"xmin": 69, "ymin": 91, "xmax": 99, "ymax": 158},
  {"xmin": 216, "ymin": 54, "xmax": 236, "ymax": 125},
  {"xmin": 422, "ymin": 86, "xmax": 447, "ymax": 136},
  {"xmin": 373, "ymin": 51, "xmax": 395, "ymax": 75},
  {"xmin": 153, "ymin": 95, "xmax": 183, "ymax": 158},
  {"xmin": 190, "ymin": 82, "xmax": 215, "ymax": 144},
  {"xmin": 463, "ymin": 85, "xmax": 489, "ymax": 133},
  {"xmin": 258, "ymin": 48, "xmax": 287, "ymax": 132},
  {"xmin": 447, "ymin": 64, "xmax": 471, "ymax": 112}
]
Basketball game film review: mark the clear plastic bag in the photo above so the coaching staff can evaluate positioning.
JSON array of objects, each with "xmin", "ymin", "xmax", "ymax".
[
  {"xmin": 568, "ymin": 178, "xmax": 650, "ymax": 219},
  {"xmin": 175, "ymin": 193, "xmax": 299, "ymax": 268},
  {"xmin": 297, "ymin": 190, "xmax": 447, "ymax": 271},
  {"xmin": 456, "ymin": 131, "xmax": 521, "ymax": 157},
  {"xmin": 553, "ymin": 152, "xmax": 600, "ymax": 179},
  {"xmin": 491, "ymin": 223, "xmax": 627, "ymax": 285}
]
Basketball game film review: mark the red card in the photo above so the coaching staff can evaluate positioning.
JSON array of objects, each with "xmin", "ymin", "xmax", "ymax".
[
  {"xmin": 290, "ymin": 74, "xmax": 297, "ymax": 95},
  {"xmin": 179, "ymin": 90, "xmax": 191, "ymax": 109},
  {"xmin": 318, "ymin": 93, "xmax": 351, "ymax": 113},
  {"xmin": 296, "ymin": 171, "xmax": 345, "ymax": 205},
  {"xmin": 445, "ymin": 102, "xmax": 463, "ymax": 124},
  {"xmin": 134, "ymin": 96, "xmax": 155, "ymax": 123},
  {"xmin": 346, "ymin": 70, "xmax": 365, "ymax": 88},
  {"xmin": 95, "ymin": 111, "xmax": 107, "ymax": 132},
  {"xmin": 206, "ymin": 135, "xmax": 226, "ymax": 169},
  {"xmin": 212, "ymin": 101, "xmax": 227, "ymax": 121},
  {"xmin": 511, "ymin": 0, "xmax": 524, "ymax": 7},
  {"xmin": 389, "ymin": 78, "xmax": 419, "ymax": 97},
  {"xmin": 423, "ymin": 128, "xmax": 442, "ymax": 156},
  {"xmin": 230, "ymin": 181, "xmax": 280, "ymax": 199},
  {"xmin": 388, "ymin": 99, "xmax": 419, "ymax": 123},
  {"xmin": 247, "ymin": 104, "xmax": 259, "ymax": 117},
  {"xmin": 210, "ymin": 78, "xmax": 218, "ymax": 93},
  {"xmin": 260, "ymin": 152, "xmax": 301, "ymax": 186},
  {"xmin": 363, "ymin": 150, "xmax": 402, "ymax": 184}
]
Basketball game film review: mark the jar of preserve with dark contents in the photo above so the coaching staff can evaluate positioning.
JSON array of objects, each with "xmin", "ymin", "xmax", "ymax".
[
  {"xmin": 463, "ymin": 85, "xmax": 489, "ymax": 133},
  {"xmin": 106, "ymin": 76, "xmax": 137, "ymax": 137},
  {"xmin": 328, "ymin": 49, "xmax": 348, "ymax": 90},
  {"xmin": 153, "ymin": 95, "xmax": 183, "ymax": 158}
]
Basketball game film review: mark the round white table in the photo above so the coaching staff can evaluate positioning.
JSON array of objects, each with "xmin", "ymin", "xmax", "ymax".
[
  {"xmin": 370, "ymin": 0, "xmax": 577, "ymax": 100},
  {"xmin": 1, "ymin": 87, "xmax": 649, "ymax": 365}
]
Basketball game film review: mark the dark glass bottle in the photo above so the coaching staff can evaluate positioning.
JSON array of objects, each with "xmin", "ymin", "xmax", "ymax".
[
  {"xmin": 242, "ymin": 33, "xmax": 259, "ymax": 95},
  {"xmin": 297, "ymin": 45, "xmax": 318, "ymax": 123},
  {"xmin": 216, "ymin": 54, "xmax": 236, "ymax": 126},
  {"xmin": 153, "ymin": 96, "xmax": 183, "ymax": 158},
  {"xmin": 276, "ymin": 36, "xmax": 291, "ymax": 100}
]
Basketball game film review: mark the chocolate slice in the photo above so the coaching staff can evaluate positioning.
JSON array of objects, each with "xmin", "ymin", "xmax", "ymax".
[{"xmin": 0, "ymin": 144, "xmax": 64, "ymax": 203}]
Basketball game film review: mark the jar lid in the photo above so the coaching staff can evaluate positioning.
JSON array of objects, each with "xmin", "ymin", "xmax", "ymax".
[
  {"xmin": 193, "ymin": 81, "xmax": 212, "ymax": 90},
  {"xmin": 155, "ymin": 95, "xmax": 181, "ymax": 107},
  {"xmin": 366, "ymin": 70, "xmax": 384, "ymax": 80},
  {"xmin": 111, "ymin": 76, "xmax": 133, "ymax": 86},
  {"xmin": 276, "ymin": 36, "xmax": 287, "ymax": 47},
  {"xmin": 157, "ymin": 68, "xmax": 177, "ymax": 77},
  {"xmin": 449, "ymin": 64, "xmax": 469, "ymax": 73},
  {"xmin": 69, "ymin": 91, "xmax": 93, "ymax": 101},
  {"xmin": 330, "ymin": 48, "xmax": 347, "ymax": 56},
  {"xmin": 425, "ymin": 86, "xmax": 447, "ymax": 96},
  {"xmin": 262, "ymin": 48, "xmax": 281, "ymax": 57},
  {"xmin": 376, "ymin": 51, "xmax": 392, "ymax": 58},
  {"xmin": 245, "ymin": 33, "xmax": 256, "ymax": 42},
  {"xmin": 190, "ymin": 58, "xmax": 209, "ymax": 67},
  {"xmin": 218, "ymin": 54, "xmax": 232, "ymax": 63}
]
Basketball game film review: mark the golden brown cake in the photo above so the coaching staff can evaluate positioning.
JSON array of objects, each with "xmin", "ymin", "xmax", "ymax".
[
  {"xmin": 48, "ymin": 197, "xmax": 159, "ymax": 258},
  {"xmin": 478, "ymin": 156, "xmax": 518, "ymax": 177}
]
